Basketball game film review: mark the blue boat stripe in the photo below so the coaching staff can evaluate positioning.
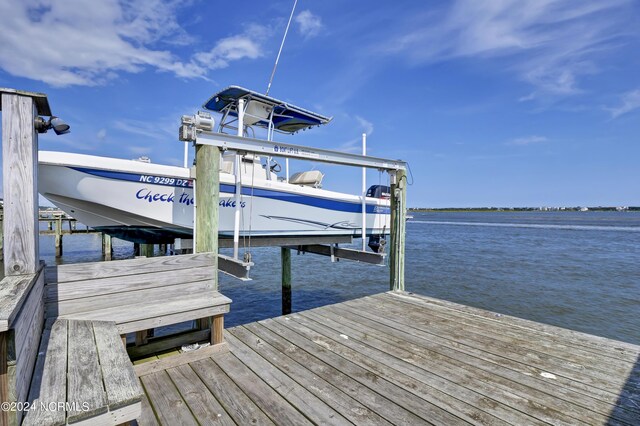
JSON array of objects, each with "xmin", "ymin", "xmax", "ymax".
[{"xmin": 70, "ymin": 167, "xmax": 390, "ymax": 214}]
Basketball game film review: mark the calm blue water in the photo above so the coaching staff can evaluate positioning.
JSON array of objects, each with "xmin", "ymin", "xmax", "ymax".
[{"xmin": 37, "ymin": 211, "xmax": 640, "ymax": 345}]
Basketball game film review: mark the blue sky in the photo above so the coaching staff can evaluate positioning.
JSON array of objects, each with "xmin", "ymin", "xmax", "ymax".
[{"xmin": 1, "ymin": 0, "xmax": 639, "ymax": 208}]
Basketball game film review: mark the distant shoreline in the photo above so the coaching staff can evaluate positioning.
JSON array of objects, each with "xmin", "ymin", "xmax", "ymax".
[{"xmin": 409, "ymin": 207, "xmax": 640, "ymax": 212}]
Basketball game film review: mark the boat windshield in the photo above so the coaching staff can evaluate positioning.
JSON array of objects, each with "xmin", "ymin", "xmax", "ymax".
[{"xmin": 202, "ymin": 86, "xmax": 332, "ymax": 135}]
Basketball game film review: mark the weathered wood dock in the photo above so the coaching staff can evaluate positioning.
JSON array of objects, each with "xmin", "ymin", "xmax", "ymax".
[{"xmin": 135, "ymin": 291, "xmax": 640, "ymax": 426}]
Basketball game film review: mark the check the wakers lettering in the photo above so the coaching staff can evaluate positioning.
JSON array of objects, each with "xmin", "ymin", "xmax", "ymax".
[{"xmin": 134, "ymin": 175, "xmax": 246, "ymax": 208}]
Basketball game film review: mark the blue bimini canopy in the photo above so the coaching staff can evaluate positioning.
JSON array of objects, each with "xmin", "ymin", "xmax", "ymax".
[{"xmin": 203, "ymin": 86, "xmax": 332, "ymax": 134}]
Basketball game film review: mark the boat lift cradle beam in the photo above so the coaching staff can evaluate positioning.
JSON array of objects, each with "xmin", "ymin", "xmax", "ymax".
[{"xmin": 287, "ymin": 244, "xmax": 386, "ymax": 266}]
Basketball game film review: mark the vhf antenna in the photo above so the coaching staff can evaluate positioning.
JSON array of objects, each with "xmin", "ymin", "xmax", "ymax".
[{"xmin": 266, "ymin": 0, "xmax": 298, "ymax": 96}]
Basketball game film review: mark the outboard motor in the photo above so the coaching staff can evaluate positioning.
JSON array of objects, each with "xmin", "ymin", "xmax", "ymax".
[
  {"xmin": 366, "ymin": 185, "xmax": 390, "ymax": 253},
  {"xmin": 368, "ymin": 235, "xmax": 386, "ymax": 253},
  {"xmin": 366, "ymin": 185, "xmax": 390, "ymax": 199}
]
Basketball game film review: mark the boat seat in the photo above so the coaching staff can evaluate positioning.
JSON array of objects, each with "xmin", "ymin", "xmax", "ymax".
[{"xmin": 289, "ymin": 170, "xmax": 324, "ymax": 188}]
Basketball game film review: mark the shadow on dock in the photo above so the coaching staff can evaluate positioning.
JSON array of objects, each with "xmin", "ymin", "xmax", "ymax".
[{"xmin": 608, "ymin": 353, "xmax": 640, "ymax": 425}]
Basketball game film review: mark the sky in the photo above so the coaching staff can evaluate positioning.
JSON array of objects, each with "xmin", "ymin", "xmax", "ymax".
[{"xmin": 0, "ymin": 0, "xmax": 639, "ymax": 208}]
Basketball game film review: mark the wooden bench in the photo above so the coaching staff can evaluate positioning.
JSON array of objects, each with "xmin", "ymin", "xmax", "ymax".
[
  {"xmin": 44, "ymin": 253, "xmax": 232, "ymax": 352},
  {"xmin": 23, "ymin": 319, "xmax": 142, "ymax": 425}
]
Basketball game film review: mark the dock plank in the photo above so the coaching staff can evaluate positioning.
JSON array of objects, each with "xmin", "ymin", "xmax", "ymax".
[
  {"xmin": 363, "ymin": 294, "xmax": 635, "ymax": 392},
  {"xmin": 260, "ymin": 318, "xmax": 469, "ymax": 425},
  {"xmin": 166, "ymin": 364, "xmax": 235, "ymax": 425},
  {"xmin": 135, "ymin": 380, "xmax": 160, "ymax": 426},
  {"xmin": 239, "ymin": 322, "xmax": 423, "ymax": 425},
  {"xmin": 229, "ymin": 326, "xmax": 393, "ymax": 426},
  {"xmin": 137, "ymin": 292, "xmax": 639, "ymax": 426},
  {"xmin": 190, "ymin": 357, "xmax": 275, "ymax": 426},
  {"xmin": 67, "ymin": 320, "xmax": 108, "ymax": 423},
  {"xmin": 274, "ymin": 313, "xmax": 532, "ymax": 425},
  {"xmin": 212, "ymin": 351, "xmax": 314, "ymax": 426},
  {"xmin": 23, "ymin": 321, "xmax": 67, "ymax": 426},
  {"xmin": 141, "ymin": 371, "xmax": 198, "ymax": 426},
  {"xmin": 353, "ymin": 294, "xmax": 640, "ymax": 411},
  {"xmin": 225, "ymin": 330, "xmax": 353, "ymax": 426},
  {"xmin": 330, "ymin": 297, "xmax": 639, "ymax": 425},
  {"xmin": 306, "ymin": 304, "xmax": 613, "ymax": 426},
  {"xmin": 93, "ymin": 321, "xmax": 142, "ymax": 409},
  {"xmin": 377, "ymin": 292, "xmax": 639, "ymax": 379},
  {"xmin": 395, "ymin": 291, "xmax": 640, "ymax": 356}
]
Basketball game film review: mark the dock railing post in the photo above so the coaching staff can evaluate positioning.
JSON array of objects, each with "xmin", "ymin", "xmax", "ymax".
[
  {"xmin": 1, "ymin": 92, "xmax": 40, "ymax": 276},
  {"xmin": 1, "ymin": 89, "xmax": 50, "ymax": 425},
  {"xmin": 389, "ymin": 169, "xmax": 406, "ymax": 291},
  {"xmin": 195, "ymin": 144, "xmax": 222, "ymax": 344}
]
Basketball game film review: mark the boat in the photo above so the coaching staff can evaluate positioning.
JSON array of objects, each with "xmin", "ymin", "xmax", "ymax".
[{"xmin": 38, "ymin": 86, "xmax": 392, "ymax": 246}]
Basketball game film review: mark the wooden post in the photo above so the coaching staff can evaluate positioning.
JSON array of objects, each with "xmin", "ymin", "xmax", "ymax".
[
  {"xmin": 0, "ymin": 214, "xmax": 3, "ymax": 262},
  {"xmin": 1, "ymin": 93, "xmax": 40, "ymax": 275},
  {"xmin": 195, "ymin": 145, "xmax": 220, "ymax": 279},
  {"xmin": 389, "ymin": 169, "xmax": 406, "ymax": 291},
  {"xmin": 142, "ymin": 243, "xmax": 154, "ymax": 258},
  {"xmin": 281, "ymin": 247, "xmax": 292, "ymax": 315},
  {"xmin": 102, "ymin": 233, "xmax": 112, "ymax": 261},
  {"xmin": 211, "ymin": 315, "xmax": 224, "ymax": 345},
  {"xmin": 137, "ymin": 243, "xmax": 155, "ymax": 344},
  {"xmin": 55, "ymin": 215, "xmax": 63, "ymax": 257},
  {"xmin": 196, "ymin": 144, "xmax": 221, "ymax": 344}
]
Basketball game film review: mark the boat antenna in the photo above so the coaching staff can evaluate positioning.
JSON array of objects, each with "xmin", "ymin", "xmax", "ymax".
[{"xmin": 266, "ymin": 0, "xmax": 298, "ymax": 96}]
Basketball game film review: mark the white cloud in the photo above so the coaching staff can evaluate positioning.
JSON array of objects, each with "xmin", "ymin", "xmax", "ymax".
[
  {"xmin": 355, "ymin": 116, "xmax": 374, "ymax": 136},
  {"xmin": 193, "ymin": 25, "xmax": 267, "ymax": 70},
  {"xmin": 381, "ymin": 0, "xmax": 634, "ymax": 97},
  {"xmin": 128, "ymin": 145, "xmax": 152, "ymax": 156},
  {"xmin": 112, "ymin": 118, "xmax": 174, "ymax": 141},
  {"xmin": 507, "ymin": 135, "xmax": 548, "ymax": 146},
  {"xmin": 295, "ymin": 10, "xmax": 322, "ymax": 39},
  {"xmin": 0, "ymin": 0, "xmax": 267, "ymax": 87},
  {"xmin": 607, "ymin": 89, "xmax": 640, "ymax": 118},
  {"xmin": 96, "ymin": 129, "xmax": 107, "ymax": 141}
]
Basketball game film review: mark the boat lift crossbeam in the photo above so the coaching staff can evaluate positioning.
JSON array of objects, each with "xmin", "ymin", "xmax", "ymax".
[{"xmin": 180, "ymin": 121, "xmax": 407, "ymax": 171}]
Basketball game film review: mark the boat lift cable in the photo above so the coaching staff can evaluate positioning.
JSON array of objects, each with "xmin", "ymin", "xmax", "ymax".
[
  {"xmin": 406, "ymin": 161, "xmax": 415, "ymax": 185},
  {"xmin": 266, "ymin": 0, "xmax": 298, "ymax": 96}
]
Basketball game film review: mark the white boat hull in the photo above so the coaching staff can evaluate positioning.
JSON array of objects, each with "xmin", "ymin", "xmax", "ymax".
[{"xmin": 38, "ymin": 152, "xmax": 391, "ymax": 243}]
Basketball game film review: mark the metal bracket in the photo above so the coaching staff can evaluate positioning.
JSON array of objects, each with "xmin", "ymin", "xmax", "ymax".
[{"xmin": 218, "ymin": 254, "xmax": 253, "ymax": 281}]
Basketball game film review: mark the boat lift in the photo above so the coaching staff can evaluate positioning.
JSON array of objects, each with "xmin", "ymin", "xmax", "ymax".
[{"xmin": 179, "ymin": 102, "xmax": 408, "ymax": 291}]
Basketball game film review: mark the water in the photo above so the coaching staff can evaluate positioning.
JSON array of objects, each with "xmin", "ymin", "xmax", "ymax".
[{"xmin": 35, "ymin": 211, "xmax": 640, "ymax": 345}]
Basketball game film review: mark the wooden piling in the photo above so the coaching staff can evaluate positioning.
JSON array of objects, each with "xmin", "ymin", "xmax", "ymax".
[
  {"xmin": 389, "ymin": 169, "xmax": 406, "ymax": 291},
  {"xmin": 194, "ymin": 144, "xmax": 220, "ymax": 289},
  {"xmin": 102, "ymin": 233, "xmax": 112, "ymax": 261},
  {"xmin": 142, "ymin": 243, "xmax": 154, "ymax": 258},
  {"xmin": 281, "ymin": 247, "xmax": 292, "ymax": 315},
  {"xmin": 1, "ymin": 92, "xmax": 40, "ymax": 275},
  {"xmin": 0, "ymin": 215, "xmax": 3, "ymax": 262},
  {"xmin": 55, "ymin": 215, "xmax": 63, "ymax": 257}
]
